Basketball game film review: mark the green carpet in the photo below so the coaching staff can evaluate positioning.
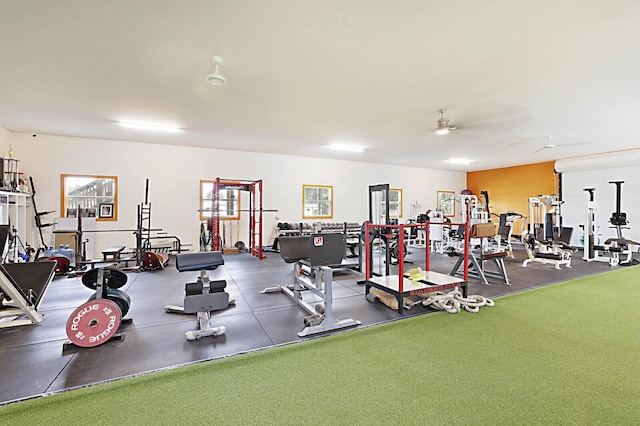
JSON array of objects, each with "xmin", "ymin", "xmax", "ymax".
[{"xmin": 2, "ymin": 267, "xmax": 639, "ymax": 425}]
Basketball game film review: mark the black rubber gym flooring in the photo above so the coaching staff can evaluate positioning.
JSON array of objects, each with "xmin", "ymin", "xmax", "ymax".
[{"xmin": 0, "ymin": 244, "xmax": 630, "ymax": 404}]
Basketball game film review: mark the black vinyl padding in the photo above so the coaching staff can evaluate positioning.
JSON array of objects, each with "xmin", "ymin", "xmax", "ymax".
[
  {"xmin": 185, "ymin": 280, "xmax": 227, "ymax": 295},
  {"xmin": 2, "ymin": 262, "xmax": 57, "ymax": 307},
  {"xmin": 279, "ymin": 233, "xmax": 345, "ymax": 266},
  {"xmin": 176, "ymin": 251, "xmax": 224, "ymax": 272}
]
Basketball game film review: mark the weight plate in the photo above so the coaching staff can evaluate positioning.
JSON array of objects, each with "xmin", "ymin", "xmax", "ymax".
[
  {"xmin": 88, "ymin": 289, "xmax": 131, "ymax": 317},
  {"xmin": 81, "ymin": 267, "xmax": 128, "ymax": 290},
  {"xmin": 65, "ymin": 299, "xmax": 122, "ymax": 348}
]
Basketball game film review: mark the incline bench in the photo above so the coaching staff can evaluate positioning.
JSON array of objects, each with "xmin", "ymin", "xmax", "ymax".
[{"xmin": 165, "ymin": 251, "xmax": 234, "ymax": 340}]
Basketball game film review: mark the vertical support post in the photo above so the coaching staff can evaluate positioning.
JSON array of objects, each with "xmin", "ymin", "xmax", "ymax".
[
  {"xmin": 212, "ymin": 178, "xmax": 221, "ymax": 251},
  {"xmin": 365, "ymin": 223, "xmax": 371, "ymax": 280},
  {"xmin": 398, "ymin": 224, "xmax": 405, "ymax": 293},
  {"xmin": 463, "ymin": 216, "xmax": 470, "ymax": 282},
  {"xmin": 425, "ymin": 222, "xmax": 430, "ymax": 271}
]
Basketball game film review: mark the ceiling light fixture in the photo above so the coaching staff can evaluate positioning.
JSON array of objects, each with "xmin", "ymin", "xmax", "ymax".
[
  {"xmin": 329, "ymin": 143, "xmax": 364, "ymax": 153},
  {"xmin": 205, "ymin": 56, "xmax": 227, "ymax": 86},
  {"xmin": 448, "ymin": 158, "xmax": 471, "ymax": 165},
  {"xmin": 118, "ymin": 121, "xmax": 182, "ymax": 133}
]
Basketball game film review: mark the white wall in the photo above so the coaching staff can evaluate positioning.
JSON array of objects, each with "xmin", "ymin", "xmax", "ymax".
[
  {"xmin": 0, "ymin": 127, "xmax": 12, "ymax": 150},
  {"xmin": 561, "ymin": 167, "xmax": 640, "ymax": 247},
  {"xmin": 7, "ymin": 130, "xmax": 466, "ymax": 255}
]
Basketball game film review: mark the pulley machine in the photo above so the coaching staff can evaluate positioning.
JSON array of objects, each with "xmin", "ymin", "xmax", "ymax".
[{"xmin": 528, "ymin": 195, "xmax": 562, "ymax": 241}]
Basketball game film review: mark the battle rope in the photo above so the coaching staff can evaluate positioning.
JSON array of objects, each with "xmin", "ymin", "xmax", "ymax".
[{"xmin": 422, "ymin": 286, "xmax": 494, "ymax": 314}]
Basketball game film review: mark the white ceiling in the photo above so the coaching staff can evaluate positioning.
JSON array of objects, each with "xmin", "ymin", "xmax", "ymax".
[{"xmin": 2, "ymin": 0, "xmax": 640, "ymax": 172}]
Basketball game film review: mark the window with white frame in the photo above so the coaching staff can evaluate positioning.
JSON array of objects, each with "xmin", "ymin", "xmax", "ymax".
[
  {"xmin": 382, "ymin": 188, "xmax": 403, "ymax": 218},
  {"xmin": 302, "ymin": 184, "xmax": 333, "ymax": 219},
  {"xmin": 200, "ymin": 180, "xmax": 240, "ymax": 220}
]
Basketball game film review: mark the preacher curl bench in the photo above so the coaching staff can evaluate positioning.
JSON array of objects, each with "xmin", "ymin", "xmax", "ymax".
[
  {"xmin": 261, "ymin": 233, "xmax": 361, "ymax": 337},
  {"xmin": 165, "ymin": 251, "xmax": 234, "ymax": 341}
]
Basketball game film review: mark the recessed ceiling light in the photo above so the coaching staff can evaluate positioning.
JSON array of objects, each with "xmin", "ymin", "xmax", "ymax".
[
  {"xmin": 329, "ymin": 143, "xmax": 365, "ymax": 153},
  {"xmin": 118, "ymin": 121, "xmax": 182, "ymax": 133},
  {"xmin": 447, "ymin": 158, "xmax": 471, "ymax": 165}
]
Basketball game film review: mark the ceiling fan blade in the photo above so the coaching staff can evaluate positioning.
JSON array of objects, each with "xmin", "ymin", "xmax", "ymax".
[{"xmin": 555, "ymin": 141, "xmax": 593, "ymax": 147}]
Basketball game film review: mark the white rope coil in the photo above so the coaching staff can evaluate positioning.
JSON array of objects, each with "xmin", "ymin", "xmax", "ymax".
[{"xmin": 422, "ymin": 286, "xmax": 494, "ymax": 314}]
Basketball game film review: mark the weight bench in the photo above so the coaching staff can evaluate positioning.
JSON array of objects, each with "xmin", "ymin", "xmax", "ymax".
[
  {"xmin": 165, "ymin": 251, "xmax": 234, "ymax": 341},
  {"xmin": 261, "ymin": 233, "xmax": 361, "ymax": 337},
  {"xmin": 102, "ymin": 245, "xmax": 126, "ymax": 261}
]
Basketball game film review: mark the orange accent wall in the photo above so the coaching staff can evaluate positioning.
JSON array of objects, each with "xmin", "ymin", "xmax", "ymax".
[{"xmin": 467, "ymin": 162, "xmax": 558, "ymax": 231}]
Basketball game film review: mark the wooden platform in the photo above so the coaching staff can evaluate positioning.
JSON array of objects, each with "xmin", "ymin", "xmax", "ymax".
[{"xmin": 365, "ymin": 271, "xmax": 466, "ymax": 314}]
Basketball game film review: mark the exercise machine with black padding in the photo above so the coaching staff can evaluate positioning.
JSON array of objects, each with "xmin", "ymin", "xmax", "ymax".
[
  {"xmin": 63, "ymin": 266, "xmax": 132, "ymax": 349},
  {"xmin": 261, "ymin": 233, "xmax": 361, "ymax": 337},
  {"xmin": 583, "ymin": 181, "xmax": 638, "ymax": 265},
  {"xmin": 165, "ymin": 251, "xmax": 234, "ymax": 340},
  {"xmin": 0, "ymin": 261, "xmax": 57, "ymax": 328},
  {"xmin": 521, "ymin": 227, "xmax": 575, "ymax": 269},
  {"xmin": 528, "ymin": 194, "xmax": 563, "ymax": 242}
]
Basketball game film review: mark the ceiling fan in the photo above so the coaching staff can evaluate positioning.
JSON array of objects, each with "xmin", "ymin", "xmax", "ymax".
[
  {"xmin": 435, "ymin": 109, "xmax": 457, "ymax": 135},
  {"xmin": 533, "ymin": 136, "xmax": 593, "ymax": 153}
]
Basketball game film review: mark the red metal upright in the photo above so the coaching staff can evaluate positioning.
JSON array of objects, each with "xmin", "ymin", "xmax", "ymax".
[
  {"xmin": 211, "ymin": 178, "xmax": 221, "ymax": 251},
  {"xmin": 250, "ymin": 179, "xmax": 265, "ymax": 259}
]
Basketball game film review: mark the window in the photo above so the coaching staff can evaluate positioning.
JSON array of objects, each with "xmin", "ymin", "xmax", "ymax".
[
  {"xmin": 200, "ymin": 180, "xmax": 240, "ymax": 221},
  {"xmin": 437, "ymin": 190, "xmax": 455, "ymax": 217},
  {"xmin": 303, "ymin": 184, "xmax": 333, "ymax": 219},
  {"xmin": 381, "ymin": 188, "xmax": 403, "ymax": 219},
  {"xmin": 60, "ymin": 174, "xmax": 118, "ymax": 221}
]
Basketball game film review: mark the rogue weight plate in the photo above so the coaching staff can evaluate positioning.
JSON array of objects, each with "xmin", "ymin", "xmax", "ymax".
[
  {"xmin": 65, "ymin": 299, "xmax": 122, "ymax": 348},
  {"xmin": 81, "ymin": 267, "xmax": 128, "ymax": 290},
  {"xmin": 88, "ymin": 289, "xmax": 131, "ymax": 317}
]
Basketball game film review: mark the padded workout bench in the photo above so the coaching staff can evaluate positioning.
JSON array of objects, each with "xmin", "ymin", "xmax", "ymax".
[
  {"xmin": 165, "ymin": 251, "xmax": 233, "ymax": 341},
  {"xmin": 261, "ymin": 233, "xmax": 361, "ymax": 337}
]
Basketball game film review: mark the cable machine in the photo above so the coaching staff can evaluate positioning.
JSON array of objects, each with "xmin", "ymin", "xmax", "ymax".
[
  {"xmin": 528, "ymin": 194, "xmax": 562, "ymax": 241},
  {"xmin": 363, "ymin": 183, "xmax": 391, "ymax": 277}
]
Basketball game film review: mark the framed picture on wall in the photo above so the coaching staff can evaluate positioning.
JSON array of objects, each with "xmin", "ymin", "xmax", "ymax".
[
  {"xmin": 437, "ymin": 190, "xmax": 455, "ymax": 217},
  {"xmin": 98, "ymin": 203, "xmax": 114, "ymax": 219}
]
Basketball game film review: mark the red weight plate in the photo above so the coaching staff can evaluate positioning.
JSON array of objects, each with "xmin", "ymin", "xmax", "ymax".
[{"xmin": 65, "ymin": 299, "xmax": 122, "ymax": 348}]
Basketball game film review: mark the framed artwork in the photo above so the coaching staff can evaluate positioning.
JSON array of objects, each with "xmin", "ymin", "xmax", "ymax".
[
  {"xmin": 99, "ymin": 203, "xmax": 114, "ymax": 219},
  {"xmin": 437, "ymin": 190, "xmax": 455, "ymax": 217}
]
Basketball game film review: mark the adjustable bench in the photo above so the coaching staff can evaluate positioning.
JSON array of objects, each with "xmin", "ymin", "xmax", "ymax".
[{"xmin": 165, "ymin": 251, "xmax": 233, "ymax": 340}]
